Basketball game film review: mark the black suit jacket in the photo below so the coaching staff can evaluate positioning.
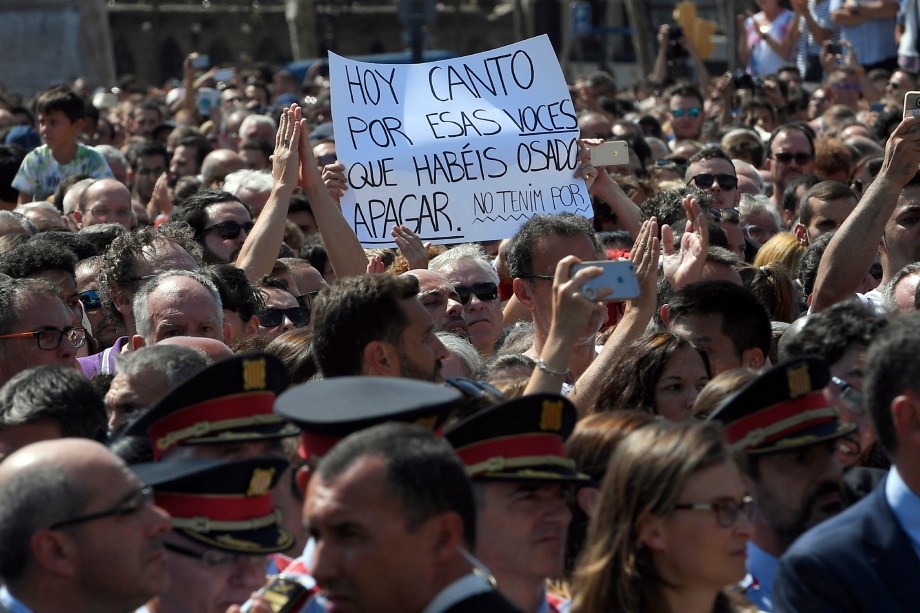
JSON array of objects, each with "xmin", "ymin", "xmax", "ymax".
[
  {"xmin": 773, "ymin": 475, "xmax": 920, "ymax": 612},
  {"xmin": 442, "ymin": 590, "xmax": 521, "ymax": 613}
]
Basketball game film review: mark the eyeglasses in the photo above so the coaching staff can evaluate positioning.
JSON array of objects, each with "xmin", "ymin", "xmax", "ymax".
[
  {"xmin": 691, "ymin": 173, "xmax": 738, "ymax": 190},
  {"xmin": 454, "ymin": 282, "xmax": 499, "ymax": 305},
  {"xmin": 164, "ymin": 541, "xmax": 266, "ymax": 569},
  {"xmin": 316, "ymin": 154, "xmax": 337, "ymax": 167},
  {"xmin": 674, "ymin": 495, "xmax": 755, "ymax": 528},
  {"xmin": 197, "ymin": 220, "xmax": 254, "ymax": 240},
  {"xmin": 743, "ymin": 224, "xmax": 781, "ymax": 243},
  {"xmin": 50, "ymin": 486, "xmax": 154, "ymax": 530},
  {"xmin": 445, "ymin": 377, "xmax": 505, "ymax": 401},
  {"xmin": 79, "ymin": 290, "xmax": 102, "ymax": 311},
  {"xmin": 831, "ymin": 375, "xmax": 865, "ymax": 415},
  {"xmin": 708, "ymin": 207, "xmax": 741, "ymax": 223},
  {"xmin": 0, "ymin": 326, "xmax": 86, "ymax": 350},
  {"xmin": 671, "ymin": 106, "xmax": 701, "ymax": 118},
  {"xmin": 887, "ymin": 81, "xmax": 906, "ymax": 90},
  {"xmin": 772, "ymin": 152, "xmax": 813, "ymax": 165},
  {"xmin": 832, "ymin": 82, "xmax": 861, "ymax": 91},
  {"xmin": 87, "ymin": 207, "xmax": 132, "ymax": 219},
  {"xmin": 296, "ymin": 289, "xmax": 320, "ymax": 310},
  {"xmin": 128, "ymin": 274, "xmax": 157, "ymax": 284},
  {"xmin": 259, "ymin": 306, "xmax": 310, "ymax": 328}
]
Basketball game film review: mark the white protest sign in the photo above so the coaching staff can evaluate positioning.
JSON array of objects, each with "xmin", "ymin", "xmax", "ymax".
[{"xmin": 329, "ymin": 35, "xmax": 589, "ymax": 246}]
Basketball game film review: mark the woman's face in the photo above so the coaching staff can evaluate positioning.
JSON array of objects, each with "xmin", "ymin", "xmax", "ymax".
[
  {"xmin": 650, "ymin": 459, "xmax": 752, "ymax": 591},
  {"xmin": 654, "ymin": 346, "xmax": 710, "ymax": 421}
]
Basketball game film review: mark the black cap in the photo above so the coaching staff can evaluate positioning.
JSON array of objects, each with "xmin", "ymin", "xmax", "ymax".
[
  {"xmin": 444, "ymin": 394, "xmax": 590, "ymax": 482},
  {"xmin": 124, "ymin": 353, "xmax": 298, "ymax": 460},
  {"xmin": 133, "ymin": 457, "xmax": 294, "ymax": 554},
  {"xmin": 275, "ymin": 376, "xmax": 464, "ymax": 462},
  {"xmin": 708, "ymin": 355, "xmax": 856, "ymax": 454}
]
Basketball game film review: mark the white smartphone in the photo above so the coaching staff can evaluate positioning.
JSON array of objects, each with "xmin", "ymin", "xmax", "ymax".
[
  {"xmin": 571, "ymin": 260, "xmax": 640, "ymax": 302},
  {"xmin": 191, "ymin": 54, "xmax": 209, "ymax": 69},
  {"xmin": 589, "ymin": 141, "xmax": 629, "ymax": 166},
  {"xmin": 213, "ymin": 68, "xmax": 235, "ymax": 83},
  {"xmin": 904, "ymin": 91, "xmax": 920, "ymax": 118}
]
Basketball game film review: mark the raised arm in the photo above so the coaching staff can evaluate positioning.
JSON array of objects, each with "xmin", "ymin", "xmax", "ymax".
[
  {"xmin": 298, "ymin": 121, "xmax": 369, "ymax": 279},
  {"xmin": 567, "ymin": 218, "xmax": 659, "ymax": 415},
  {"xmin": 811, "ymin": 116, "xmax": 920, "ymax": 311},
  {"xmin": 236, "ymin": 104, "xmax": 300, "ymax": 282},
  {"xmin": 523, "ymin": 255, "xmax": 606, "ymax": 396}
]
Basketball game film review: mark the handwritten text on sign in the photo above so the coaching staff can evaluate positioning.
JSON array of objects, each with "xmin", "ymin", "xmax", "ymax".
[{"xmin": 329, "ymin": 35, "xmax": 590, "ymax": 246}]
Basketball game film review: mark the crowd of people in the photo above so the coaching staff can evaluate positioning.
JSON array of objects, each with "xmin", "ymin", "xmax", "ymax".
[{"xmin": 1, "ymin": 9, "xmax": 920, "ymax": 611}]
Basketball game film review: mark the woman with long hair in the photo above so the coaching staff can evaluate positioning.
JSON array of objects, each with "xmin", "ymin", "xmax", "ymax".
[
  {"xmin": 596, "ymin": 331, "xmax": 711, "ymax": 420},
  {"xmin": 571, "ymin": 420, "xmax": 753, "ymax": 613}
]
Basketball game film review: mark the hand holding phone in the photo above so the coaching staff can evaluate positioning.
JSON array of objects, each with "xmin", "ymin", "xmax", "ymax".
[
  {"xmin": 570, "ymin": 260, "xmax": 640, "ymax": 302},
  {"xmin": 589, "ymin": 141, "xmax": 629, "ymax": 167},
  {"xmin": 904, "ymin": 91, "xmax": 920, "ymax": 119}
]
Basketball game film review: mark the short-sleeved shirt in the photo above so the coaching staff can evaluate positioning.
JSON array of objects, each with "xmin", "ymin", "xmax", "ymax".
[{"xmin": 11, "ymin": 143, "xmax": 112, "ymax": 200}]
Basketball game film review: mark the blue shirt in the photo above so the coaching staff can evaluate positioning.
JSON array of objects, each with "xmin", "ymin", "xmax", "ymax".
[
  {"xmin": 885, "ymin": 465, "xmax": 920, "ymax": 560},
  {"xmin": 746, "ymin": 540, "xmax": 779, "ymax": 612},
  {"xmin": 0, "ymin": 586, "xmax": 33, "ymax": 613}
]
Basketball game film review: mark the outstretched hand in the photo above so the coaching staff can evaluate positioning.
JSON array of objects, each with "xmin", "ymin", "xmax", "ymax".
[
  {"xmin": 627, "ymin": 217, "xmax": 660, "ymax": 311},
  {"xmin": 392, "ymin": 225, "xmax": 430, "ymax": 270},
  {"xmin": 272, "ymin": 104, "xmax": 303, "ymax": 192},
  {"xmin": 662, "ymin": 195, "xmax": 709, "ymax": 289}
]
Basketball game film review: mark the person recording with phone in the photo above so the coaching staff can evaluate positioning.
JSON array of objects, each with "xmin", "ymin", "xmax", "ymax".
[{"xmin": 652, "ymin": 24, "xmax": 712, "ymax": 93}]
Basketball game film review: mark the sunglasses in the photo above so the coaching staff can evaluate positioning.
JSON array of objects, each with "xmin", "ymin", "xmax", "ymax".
[
  {"xmin": 79, "ymin": 290, "xmax": 102, "ymax": 311},
  {"xmin": 670, "ymin": 106, "xmax": 701, "ymax": 118},
  {"xmin": 454, "ymin": 282, "xmax": 498, "ymax": 305},
  {"xmin": 707, "ymin": 207, "xmax": 741, "ymax": 223},
  {"xmin": 259, "ymin": 306, "xmax": 310, "ymax": 328},
  {"xmin": 198, "ymin": 220, "xmax": 255, "ymax": 240},
  {"xmin": 691, "ymin": 173, "xmax": 738, "ymax": 190},
  {"xmin": 772, "ymin": 152, "xmax": 813, "ymax": 165}
]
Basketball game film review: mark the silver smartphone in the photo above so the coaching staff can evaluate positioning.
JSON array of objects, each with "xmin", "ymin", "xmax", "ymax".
[
  {"xmin": 570, "ymin": 260, "xmax": 640, "ymax": 302},
  {"xmin": 905, "ymin": 91, "xmax": 920, "ymax": 118},
  {"xmin": 589, "ymin": 141, "xmax": 629, "ymax": 166}
]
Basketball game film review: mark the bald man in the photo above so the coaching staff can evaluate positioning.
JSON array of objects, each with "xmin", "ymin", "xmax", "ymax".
[{"xmin": 0, "ymin": 439, "xmax": 170, "ymax": 611}]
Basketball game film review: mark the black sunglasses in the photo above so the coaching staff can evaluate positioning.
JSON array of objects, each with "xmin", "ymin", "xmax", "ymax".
[
  {"xmin": 691, "ymin": 173, "xmax": 738, "ymax": 190},
  {"xmin": 79, "ymin": 290, "xmax": 102, "ymax": 311},
  {"xmin": 707, "ymin": 207, "xmax": 741, "ymax": 223},
  {"xmin": 772, "ymin": 152, "xmax": 813, "ymax": 165},
  {"xmin": 259, "ymin": 306, "xmax": 310, "ymax": 328},
  {"xmin": 454, "ymin": 282, "xmax": 498, "ymax": 305},
  {"xmin": 198, "ymin": 220, "xmax": 254, "ymax": 240}
]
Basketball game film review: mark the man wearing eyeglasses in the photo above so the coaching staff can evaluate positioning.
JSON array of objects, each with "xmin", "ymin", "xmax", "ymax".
[
  {"xmin": 766, "ymin": 124, "xmax": 816, "ymax": 216},
  {"xmin": 133, "ymin": 456, "xmax": 295, "ymax": 613},
  {"xmin": 404, "ymin": 269, "xmax": 470, "ymax": 341},
  {"xmin": 171, "ymin": 189, "xmax": 255, "ymax": 265},
  {"xmin": 73, "ymin": 177, "xmax": 136, "ymax": 230},
  {"xmin": 774, "ymin": 313, "xmax": 920, "ymax": 612},
  {"xmin": 783, "ymin": 300, "xmax": 887, "ymax": 471},
  {"xmin": 0, "ymin": 439, "xmax": 171, "ymax": 612},
  {"xmin": 429, "ymin": 244, "xmax": 504, "ymax": 356},
  {"xmin": 708, "ymin": 356, "xmax": 855, "ymax": 612},
  {"xmin": 0, "ymin": 278, "xmax": 83, "ymax": 386},
  {"xmin": 685, "ymin": 148, "xmax": 746, "ymax": 259},
  {"xmin": 666, "ymin": 83, "xmax": 707, "ymax": 145}
]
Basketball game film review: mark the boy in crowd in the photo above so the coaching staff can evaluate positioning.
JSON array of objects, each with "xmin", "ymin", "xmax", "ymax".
[{"xmin": 12, "ymin": 85, "xmax": 111, "ymax": 204}]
